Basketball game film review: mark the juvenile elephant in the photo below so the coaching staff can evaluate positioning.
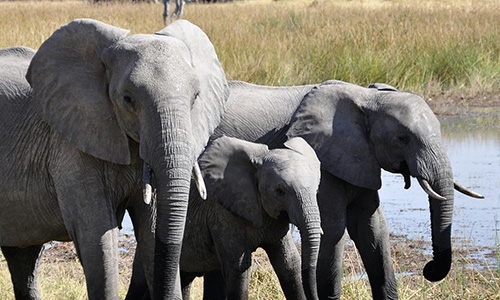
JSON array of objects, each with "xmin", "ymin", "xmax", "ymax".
[
  {"xmin": 203, "ymin": 80, "xmax": 483, "ymax": 300},
  {"xmin": 0, "ymin": 18, "xmax": 228, "ymax": 300},
  {"xmin": 180, "ymin": 136, "xmax": 322, "ymax": 300}
]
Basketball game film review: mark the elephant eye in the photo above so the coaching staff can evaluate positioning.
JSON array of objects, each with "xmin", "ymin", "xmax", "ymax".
[
  {"xmin": 398, "ymin": 136, "xmax": 410, "ymax": 145},
  {"xmin": 275, "ymin": 188, "xmax": 286, "ymax": 197},
  {"xmin": 123, "ymin": 95, "xmax": 135, "ymax": 109}
]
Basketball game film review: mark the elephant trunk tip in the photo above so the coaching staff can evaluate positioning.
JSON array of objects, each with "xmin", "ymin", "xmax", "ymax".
[{"xmin": 423, "ymin": 248, "xmax": 452, "ymax": 282}]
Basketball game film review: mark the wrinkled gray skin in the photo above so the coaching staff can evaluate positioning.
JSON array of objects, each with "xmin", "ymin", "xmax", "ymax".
[
  {"xmin": 180, "ymin": 136, "xmax": 322, "ymax": 300},
  {"xmin": 0, "ymin": 18, "xmax": 228, "ymax": 300},
  {"xmin": 163, "ymin": 0, "xmax": 184, "ymax": 24},
  {"xmin": 200, "ymin": 80, "xmax": 481, "ymax": 300}
]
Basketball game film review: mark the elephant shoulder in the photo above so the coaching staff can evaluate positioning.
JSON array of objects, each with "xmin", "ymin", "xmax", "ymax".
[{"xmin": 0, "ymin": 47, "xmax": 35, "ymax": 102}]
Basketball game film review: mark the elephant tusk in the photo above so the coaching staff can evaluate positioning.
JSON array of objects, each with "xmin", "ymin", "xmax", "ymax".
[
  {"xmin": 320, "ymin": 227, "xmax": 324, "ymax": 235},
  {"xmin": 417, "ymin": 178, "xmax": 447, "ymax": 201},
  {"xmin": 192, "ymin": 162, "xmax": 207, "ymax": 200},
  {"xmin": 453, "ymin": 180, "xmax": 484, "ymax": 199},
  {"xmin": 143, "ymin": 163, "xmax": 153, "ymax": 205}
]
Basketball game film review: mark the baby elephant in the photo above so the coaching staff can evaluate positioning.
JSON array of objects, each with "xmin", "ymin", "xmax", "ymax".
[{"xmin": 181, "ymin": 136, "xmax": 322, "ymax": 300}]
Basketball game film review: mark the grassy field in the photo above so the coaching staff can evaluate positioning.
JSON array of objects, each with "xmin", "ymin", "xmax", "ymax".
[
  {"xmin": 1, "ymin": 0, "xmax": 499, "ymax": 299},
  {"xmin": 1, "ymin": 0, "xmax": 500, "ymax": 102},
  {"xmin": 1, "ymin": 235, "xmax": 499, "ymax": 299}
]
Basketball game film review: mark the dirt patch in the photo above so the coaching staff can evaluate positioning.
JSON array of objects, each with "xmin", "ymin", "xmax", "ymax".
[
  {"xmin": 426, "ymin": 93, "xmax": 500, "ymax": 116},
  {"xmin": 41, "ymin": 234, "xmax": 136, "ymax": 267}
]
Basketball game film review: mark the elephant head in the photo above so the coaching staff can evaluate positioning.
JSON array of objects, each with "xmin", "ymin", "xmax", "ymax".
[
  {"xmin": 26, "ymin": 19, "xmax": 228, "ymax": 298},
  {"xmin": 286, "ymin": 81, "xmax": 482, "ymax": 282},
  {"xmin": 199, "ymin": 136, "xmax": 322, "ymax": 300}
]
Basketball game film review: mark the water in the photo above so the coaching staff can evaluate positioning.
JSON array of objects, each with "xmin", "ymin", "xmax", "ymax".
[{"xmin": 121, "ymin": 108, "xmax": 500, "ymax": 267}]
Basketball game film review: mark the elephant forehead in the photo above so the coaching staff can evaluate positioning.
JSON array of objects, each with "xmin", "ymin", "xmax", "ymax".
[
  {"xmin": 108, "ymin": 36, "xmax": 197, "ymax": 94},
  {"xmin": 114, "ymin": 34, "xmax": 191, "ymax": 63},
  {"xmin": 263, "ymin": 152, "xmax": 320, "ymax": 186},
  {"xmin": 378, "ymin": 93, "xmax": 440, "ymax": 134}
]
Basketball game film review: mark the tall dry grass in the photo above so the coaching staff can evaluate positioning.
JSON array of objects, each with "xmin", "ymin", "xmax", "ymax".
[
  {"xmin": 1, "ymin": 238, "xmax": 499, "ymax": 299},
  {"xmin": 1, "ymin": 0, "xmax": 500, "ymax": 98}
]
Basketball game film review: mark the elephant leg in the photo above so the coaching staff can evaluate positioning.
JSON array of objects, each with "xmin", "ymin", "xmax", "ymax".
[
  {"xmin": 172, "ymin": 0, "xmax": 179, "ymax": 18},
  {"xmin": 215, "ymin": 245, "xmax": 252, "ymax": 300},
  {"xmin": 174, "ymin": 0, "xmax": 184, "ymax": 19},
  {"xmin": 127, "ymin": 192, "xmax": 155, "ymax": 297},
  {"xmin": 53, "ymin": 159, "xmax": 120, "ymax": 300},
  {"xmin": 346, "ymin": 189, "xmax": 398, "ymax": 300},
  {"xmin": 125, "ymin": 249, "xmax": 150, "ymax": 300},
  {"xmin": 317, "ymin": 230, "xmax": 347, "ymax": 300},
  {"xmin": 2, "ymin": 245, "xmax": 44, "ymax": 300},
  {"xmin": 263, "ymin": 231, "xmax": 305, "ymax": 300},
  {"xmin": 221, "ymin": 265, "xmax": 251, "ymax": 300},
  {"xmin": 71, "ymin": 227, "xmax": 119, "ymax": 300},
  {"xmin": 202, "ymin": 270, "xmax": 227, "ymax": 300},
  {"xmin": 163, "ymin": 0, "xmax": 170, "ymax": 24},
  {"xmin": 316, "ymin": 172, "xmax": 348, "ymax": 300}
]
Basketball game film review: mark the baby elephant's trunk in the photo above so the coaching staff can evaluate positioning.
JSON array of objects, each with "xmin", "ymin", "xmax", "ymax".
[{"xmin": 291, "ymin": 193, "xmax": 321, "ymax": 300}]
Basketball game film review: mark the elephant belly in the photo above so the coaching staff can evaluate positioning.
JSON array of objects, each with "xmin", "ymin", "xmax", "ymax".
[
  {"xmin": 180, "ymin": 247, "xmax": 221, "ymax": 273},
  {"xmin": 181, "ymin": 214, "xmax": 221, "ymax": 272},
  {"xmin": 180, "ymin": 229, "xmax": 221, "ymax": 273},
  {"xmin": 0, "ymin": 182, "xmax": 68, "ymax": 247}
]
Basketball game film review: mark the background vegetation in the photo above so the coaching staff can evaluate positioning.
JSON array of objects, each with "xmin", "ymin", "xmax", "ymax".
[
  {"xmin": 1, "ymin": 0, "xmax": 499, "ymax": 299},
  {"xmin": 1, "ymin": 0, "xmax": 500, "ymax": 101}
]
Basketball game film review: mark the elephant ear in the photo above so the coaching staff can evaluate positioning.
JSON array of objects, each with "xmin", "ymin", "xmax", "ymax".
[
  {"xmin": 286, "ymin": 83, "xmax": 382, "ymax": 190},
  {"xmin": 199, "ymin": 136, "xmax": 269, "ymax": 227},
  {"xmin": 26, "ymin": 19, "xmax": 132, "ymax": 164},
  {"xmin": 368, "ymin": 83, "xmax": 399, "ymax": 92},
  {"xmin": 284, "ymin": 137, "xmax": 321, "ymax": 179},
  {"xmin": 156, "ymin": 20, "xmax": 229, "ymax": 158}
]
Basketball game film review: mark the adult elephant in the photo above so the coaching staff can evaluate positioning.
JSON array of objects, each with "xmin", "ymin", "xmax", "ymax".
[
  {"xmin": 0, "ymin": 18, "xmax": 228, "ymax": 300},
  {"xmin": 203, "ymin": 80, "xmax": 482, "ymax": 300}
]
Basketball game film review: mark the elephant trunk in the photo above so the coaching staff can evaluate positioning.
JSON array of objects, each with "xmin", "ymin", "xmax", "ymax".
[
  {"xmin": 423, "ymin": 172, "xmax": 454, "ymax": 282},
  {"xmin": 154, "ymin": 165, "xmax": 192, "ymax": 299},
  {"xmin": 414, "ymin": 148, "xmax": 454, "ymax": 282},
  {"xmin": 291, "ymin": 194, "xmax": 321, "ymax": 300},
  {"xmin": 146, "ymin": 107, "xmax": 194, "ymax": 300}
]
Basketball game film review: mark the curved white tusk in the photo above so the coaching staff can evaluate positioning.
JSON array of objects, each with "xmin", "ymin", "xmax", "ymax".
[
  {"xmin": 143, "ymin": 163, "xmax": 153, "ymax": 205},
  {"xmin": 453, "ymin": 180, "xmax": 484, "ymax": 199},
  {"xmin": 417, "ymin": 178, "xmax": 447, "ymax": 201},
  {"xmin": 192, "ymin": 162, "xmax": 207, "ymax": 200}
]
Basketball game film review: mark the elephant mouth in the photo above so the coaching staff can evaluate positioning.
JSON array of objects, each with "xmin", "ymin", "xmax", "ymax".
[
  {"xmin": 142, "ymin": 162, "xmax": 207, "ymax": 205},
  {"xmin": 396, "ymin": 160, "xmax": 483, "ymax": 200},
  {"xmin": 276, "ymin": 210, "xmax": 290, "ymax": 222},
  {"xmin": 395, "ymin": 160, "xmax": 412, "ymax": 189},
  {"xmin": 395, "ymin": 160, "xmax": 446, "ymax": 199}
]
